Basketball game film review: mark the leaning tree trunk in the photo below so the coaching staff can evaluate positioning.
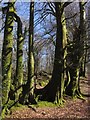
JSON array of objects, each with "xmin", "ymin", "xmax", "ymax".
[{"xmin": 2, "ymin": 1, "xmax": 15, "ymax": 117}]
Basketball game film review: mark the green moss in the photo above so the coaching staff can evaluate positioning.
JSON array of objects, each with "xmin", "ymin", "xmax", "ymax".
[
  {"xmin": 15, "ymin": 15, "xmax": 23, "ymax": 101},
  {"xmin": 2, "ymin": 2, "xmax": 15, "ymax": 111},
  {"xmin": 27, "ymin": 2, "xmax": 35, "ymax": 98},
  {"xmin": 10, "ymin": 104, "xmax": 28, "ymax": 111},
  {"xmin": 38, "ymin": 80, "xmax": 49, "ymax": 87},
  {"xmin": 34, "ymin": 101, "xmax": 58, "ymax": 107}
]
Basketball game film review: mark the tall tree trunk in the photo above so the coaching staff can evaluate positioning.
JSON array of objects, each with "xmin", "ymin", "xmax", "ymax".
[
  {"xmin": 15, "ymin": 14, "xmax": 23, "ymax": 102},
  {"xmin": 79, "ymin": 0, "xmax": 86, "ymax": 77},
  {"xmin": 20, "ymin": 2, "xmax": 36, "ymax": 104},
  {"xmin": 65, "ymin": 1, "xmax": 86, "ymax": 99},
  {"xmin": 62, "ymin": 12, "xmax": 68, "ymax": 93},
  {"xmin": 2, "ymin": 1, "xmax": 15, "ymax": 117},
  {"xmin": 27, "ymin": 1, "xmax": 35, "ymax": 103},
  {"xmin": 35, "ymin": 3, "xmax": 67, "ymax": 105},
  {"xmin": 65, "ymin": 28, "xmax": 84, "ymax": 98},
  {"xmin": 54, "ymin": 4, "xmax": 67, "ymax": 104}
]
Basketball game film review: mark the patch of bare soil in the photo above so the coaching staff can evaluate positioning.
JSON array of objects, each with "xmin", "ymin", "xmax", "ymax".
[{"xmin": 5, "ymin": 74, "xmax": 90, "ymax": 119}]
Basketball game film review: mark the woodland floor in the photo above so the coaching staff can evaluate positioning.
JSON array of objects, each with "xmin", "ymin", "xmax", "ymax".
[{"xmin": 5, "ymin": 73, "xmax": 90, "ymax": 120}]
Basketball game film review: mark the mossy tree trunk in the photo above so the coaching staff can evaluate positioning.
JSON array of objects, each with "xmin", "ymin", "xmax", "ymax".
[
  {"xmin": 35, "ymin": 3, "xmax": 68, "ymax": 105},
  {"xmin": 66, "ymin": 64, "xmax": 80, "ymax": 98},
  {"xmin": 20, "ymin": 2, "xmax": 36, "ymax": 104},
  {"xmin": 15, "ymin": 14, "xmax": 23, "ymax": 102},
  {"xmin": 65, "ymin": 28, "xmax": 83, "ymax": 98},
  {"xmin": 54, "ymin": 3, "xmax": 68, "ymax": 104},
  {"xmin": 28, "ymin": 1, "xmax": 35, "ymax": 98},
  {"xmin": 2, "ymin": 1, "xmax": 15, "ymax": 117},
  {"xmin": 62, "ymin": 12, "xmax": 68, "ymax": 94},
  {"xmin": 65, "ymin": 1, "xmax": 86, "ymax": 99},
  {"xmin": 79, "ymin": 0, "xmax": 86, "ymax": 77}
]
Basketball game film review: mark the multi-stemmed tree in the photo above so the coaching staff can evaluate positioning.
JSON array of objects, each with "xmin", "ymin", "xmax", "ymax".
[{"xmin": 35, "ymin": 2, "xmax": 71, "ymax": 104}]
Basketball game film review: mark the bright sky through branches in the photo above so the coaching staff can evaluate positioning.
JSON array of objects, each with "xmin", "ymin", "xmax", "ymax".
[{"xmin": 0, "ymin": 0, "xmax": 88, "ymax": 2}]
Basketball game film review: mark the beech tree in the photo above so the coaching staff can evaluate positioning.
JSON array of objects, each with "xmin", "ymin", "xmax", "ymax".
[
  {"xmin": 1, "ymin": 1, "xmax": 89, "ymax": 118},
  {"xmin": 14, "ymin": 13, "xmax": 23, "ymax": 102},
  {"xmin": 19, "ymin": 1, "xmax": 36, "ymax": 104},
  {"xmin": 65, "ymin": 1, "xmax": 86, "ymax": 98},
  {"xmin": 2, "ymin": 1, "xmax": 15, "ymax": 117},
  {"xmin": 35, "ymin": 2, "xmax": 70, "ymax": 104},
  {"xmin": 79, "ymin": 0, "xmax": 86, "ymax": 77}
]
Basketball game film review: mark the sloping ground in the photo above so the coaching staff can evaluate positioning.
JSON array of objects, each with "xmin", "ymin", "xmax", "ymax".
[
  {"xmin": 4, "ymin": 64, "xmax": 90, "ymax": 119},
  {"xmin": 5, "ymin": 98, "xmax": 90, "ymax": 119},
  {"xmin": 5, "ymin": 74, "xmax": 90, "ymax": 120}
]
